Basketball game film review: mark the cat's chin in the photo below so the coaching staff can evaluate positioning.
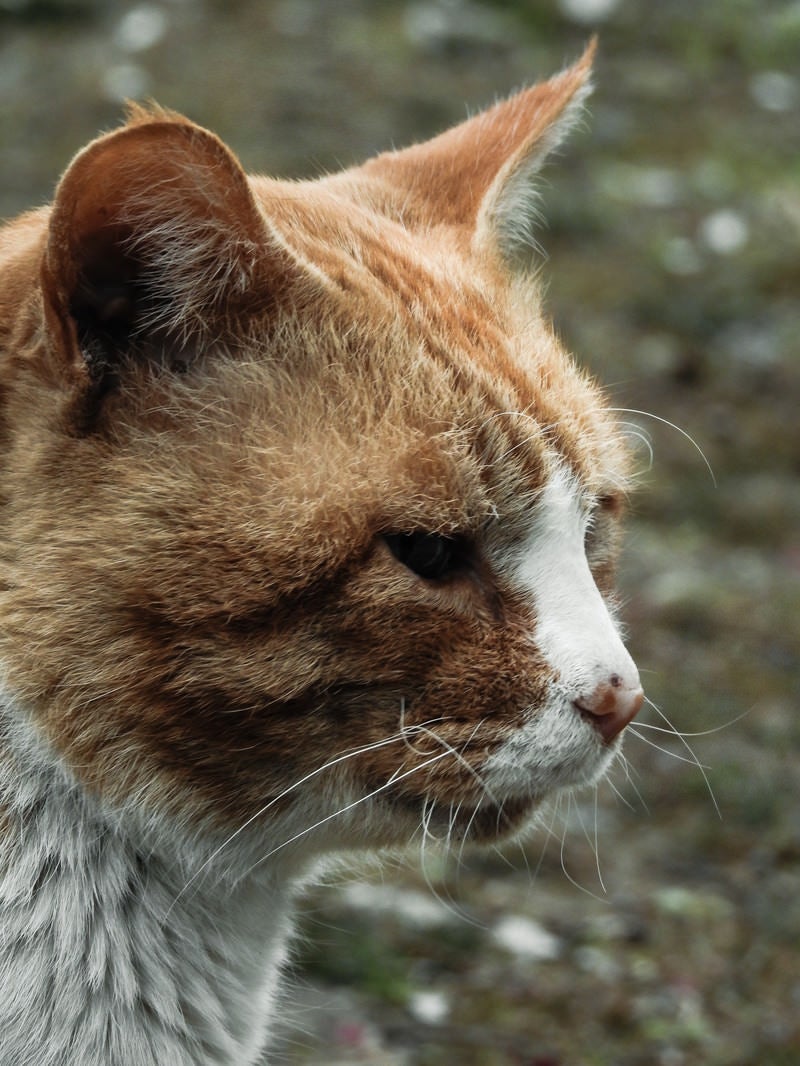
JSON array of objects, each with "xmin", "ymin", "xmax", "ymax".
[
  {"xmin": 455, "ymin": 796, "xmax": 539, "ymax": 844},
  {"xmin": 373, "ymin": 792, "xmax": 535, "ymax": 849},
  {"xmin": 455, "ymin": 749, "xmax": 618, "ymax": 845},
  {"xmin": 383, "ymin": 757, "xmax": 615, "ymax": 851}
]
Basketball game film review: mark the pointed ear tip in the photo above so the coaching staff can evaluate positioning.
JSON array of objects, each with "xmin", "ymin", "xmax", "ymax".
[
  {"xmin": 123, "ymin": 99, "xmax": 191, "ymax": 128},
  {"xmin": 539, "ymin": 38, "xmax": 596, "ymax": 114},
  {"xmin": 123, "ymin": 99, "xmax": 150, "ymax": 124},
  {"xmin": 562, "ymin": 36, "xmax": 598, "ymax": 87}
]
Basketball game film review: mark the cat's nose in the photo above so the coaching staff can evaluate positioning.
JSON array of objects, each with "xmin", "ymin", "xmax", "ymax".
[{"xmin": 573, "ymin": 673, "xmax": 644, "ymax": 744}]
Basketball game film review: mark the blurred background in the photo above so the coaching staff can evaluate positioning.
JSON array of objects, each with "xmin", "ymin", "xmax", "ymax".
[{"xmin": 2, "ymin": 1, "xmax": 797, "ymax": 1063}]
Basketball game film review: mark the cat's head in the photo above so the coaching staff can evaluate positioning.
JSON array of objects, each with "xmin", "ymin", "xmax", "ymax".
[{"xmin": 0, "ymin": 42, "xmax": 642, "ymax": 858}]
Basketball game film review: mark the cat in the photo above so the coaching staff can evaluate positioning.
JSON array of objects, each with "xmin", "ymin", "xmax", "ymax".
[{"xmin": 0, "ymin": 41, "xmax": 643, "ymax": 1066}]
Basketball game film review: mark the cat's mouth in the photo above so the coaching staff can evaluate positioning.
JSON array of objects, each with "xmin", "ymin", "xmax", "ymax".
[{"xmin": 355, "ymin": 701, "xmax": 617, "ymax": 846}]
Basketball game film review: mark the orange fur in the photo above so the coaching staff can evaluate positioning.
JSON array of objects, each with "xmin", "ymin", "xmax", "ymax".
[
  {"xmin": 0, "ymin": 46, "xmax": 651, "ymax": 1063},
  {"xmin": 0, "ymin": 41, "xmax": 633, "ymax": 841}
]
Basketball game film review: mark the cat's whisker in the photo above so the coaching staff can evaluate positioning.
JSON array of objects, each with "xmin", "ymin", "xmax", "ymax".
[
  {"xmin": 593, "ymin": 787, "xmax": 606, "ymax": 894},
  {"xmin": 608, "ymin": 407, "xmax": 717, "ymax": 486},
  {"xmin": 416, "ymin": 720, "xmax": 493, "ymax": 793},
  {"xmin": 627, "ymin": 726, "xmax": 713, "ymax": 770},
  {"xmin": 615, "ymin": 749, "xmax": 651, "ymax": 814},
  {"xmin": 513, "ymin": 817, "xmax": 537, "ymax": 883},
  {"xmin": 632, "ymin": 709, "xmax": 750, "ymax": 739},
  {"xmin": 525, "ymin": 812, "xmax": 551, "ymax": 889},
  {"xmin": 446, "ymin": 799, "xmax": 473, "ymax": 882},
  {"xmin": 616, "ymin": 420, "xmax": 654, "ymax": 471},
  {"xmin": 529, "ymin": 794, "xmax": 565, "ymax": 883},
  {"xmin": 445, "ymin": 799, "xmax": 462, "ymax": 854},
  {"xmin": 407, "ymin": 721, "xmax": 491, "ymax": 876},
  {"xmin": 456, "ymin": 801, "xmax": 487, "ymax": 871},
  {"xmin": 420, "ymin": 795, "xmax": 439, "ymax": 844},
  {"xmin": 170, "ymin": 728, "xmax": 438, "ymax": 910},
  {"xmin": 399, "ymin": 699, "xmax": 451, "ymax": 757},
  {"xmin": 476, "ymin": 409, "xmax": 566, "ymax": 465},
  {"xmin": 537, "ymin": 794, "xmax": 563, "ymax": 848},
  {"xmin": 566, "ymin": 789, "xmax": 607, "ymax": 896},
  {"xmin": 407, "ymin": 719, "xmax": 509, "ymax": 855},
  {"xmin": 603, "ymin": 766, "xmax": 640, "ymax": 813},
  {"xmin": 246, "ymin": 750, "xmax": 453, "ymax": 876},
  {"xmin": 558, "ymin": 793, "xmax": 606, "ymax": 903},
  {"xmin": 638, "ymin": 696, "xmax": 723, "ymax": 819},
  {"xmin": 489, "ymin": 841, "xmax": 517, "ymax": 871},
  {"xmin": 418, "ymin": 796, "xmax": 477, "ymax": 926},
  {"xmin": 411, "ymin": 719, "xmax": 515, "ymax": 873}
]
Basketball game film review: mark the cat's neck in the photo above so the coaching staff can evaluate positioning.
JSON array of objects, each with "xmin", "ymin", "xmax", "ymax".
[{"xmin": 0, "ymin": 696, "xmax": 299, "ymax": 1066}]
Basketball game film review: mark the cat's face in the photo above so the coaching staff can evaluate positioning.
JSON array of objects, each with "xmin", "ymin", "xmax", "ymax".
[{"xmin": 0, "ymin": 44, "xmax": 642, "ymax": 855}]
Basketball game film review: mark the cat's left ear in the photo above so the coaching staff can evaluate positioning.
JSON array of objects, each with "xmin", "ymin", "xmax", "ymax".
[
  {"xmin": 363, "ymin": 40, "xmax": 595, "ymax": 266},
  {"xmin": 41, "ymin": 106, "xmax": 286, "ymax": 413}
]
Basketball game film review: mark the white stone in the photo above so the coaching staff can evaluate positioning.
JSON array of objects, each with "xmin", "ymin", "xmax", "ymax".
[
  {"xmin": 114, "ymin": 5, "xmax": 169, "ymax": 53},
  {"xmin": 492, "ymin": 915, "xmax": 561, "ymax": 961},
  {"xmin": 699, "ymin": 209, "xmax": 749, "ymax": 255},
  {"xmin": 558, "ymin": 0, "xmax": 621, "ymax": 23},
  {"xmin": 750, "ymin": 70, "xmax": 798, "ymax": 113},
  {"xmin": 409, "ymin": 989, "xmax": 450, "ymax": 1024}
]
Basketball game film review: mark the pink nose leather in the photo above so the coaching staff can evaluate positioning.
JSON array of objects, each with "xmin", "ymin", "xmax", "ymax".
[{"xmin": 574, "ymin": 674, "xmax": 644, "ymax": 744}]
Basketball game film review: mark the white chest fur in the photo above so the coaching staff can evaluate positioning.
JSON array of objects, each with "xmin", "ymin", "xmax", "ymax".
[{"xmin": 0, "ymin": 698, "xmax": 297, "ymax": 1066}]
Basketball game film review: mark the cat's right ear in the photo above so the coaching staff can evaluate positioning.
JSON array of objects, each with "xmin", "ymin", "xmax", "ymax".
[
  {"xmin": 363, "ymin": 41, "xmax": 595, "ymax": 268},
  {"xmin": 40, "ymin": 107, "xmax": 295, "ymax": 425}
]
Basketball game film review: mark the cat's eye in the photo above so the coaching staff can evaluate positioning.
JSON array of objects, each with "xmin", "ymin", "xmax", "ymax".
[
  {"xmin": 384, "ymin": 532, "xmax": 467, "ymax": 581},
  {"xmin": 585, "ymin": 492, "xmax": 623, "ymax": 537},
  {"xmin": 596, "ymin": 492, "xmax": 623, "ymax": 517}
]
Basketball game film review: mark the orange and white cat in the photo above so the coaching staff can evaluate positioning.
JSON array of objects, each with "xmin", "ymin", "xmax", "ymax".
[{"xmin": 0, "ymin": 43, "xmax": 642, "ymax": 1065}]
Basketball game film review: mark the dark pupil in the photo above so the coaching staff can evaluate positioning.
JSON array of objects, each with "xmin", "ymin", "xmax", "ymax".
[{"xmin": 385, "ymin": 532, "xmax": 459, "ymax": 580}]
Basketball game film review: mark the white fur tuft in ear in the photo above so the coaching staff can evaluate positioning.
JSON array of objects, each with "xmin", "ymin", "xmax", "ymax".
[
  {"xmin": 357, "ymin": 40, "xmax": 596, "ymax": 256},
  {"xmin": 475, "ymin": 44, "xmax": 595, "ymax": 266}
]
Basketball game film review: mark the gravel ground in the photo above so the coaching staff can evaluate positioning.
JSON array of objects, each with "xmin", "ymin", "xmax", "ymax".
[{"xmin": 2, "ymin": 1, "xmax": 798, "ymax": 1063}]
